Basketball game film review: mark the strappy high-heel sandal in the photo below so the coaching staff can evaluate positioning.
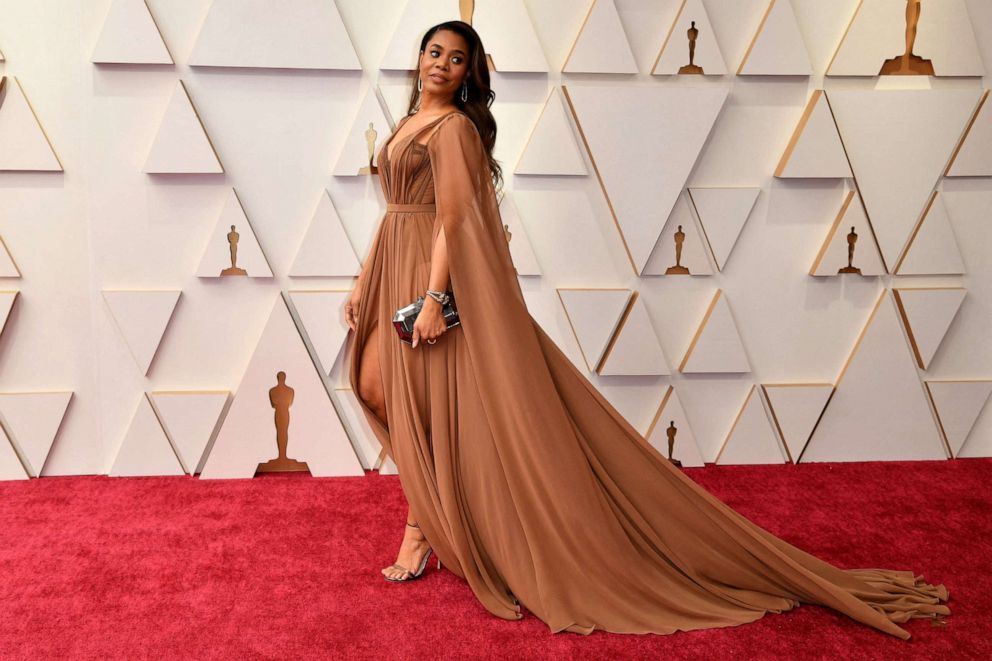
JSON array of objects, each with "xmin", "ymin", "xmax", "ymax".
[{"xmin": 383, "ymin": 522, "xmax": 440, "ymax": 582}]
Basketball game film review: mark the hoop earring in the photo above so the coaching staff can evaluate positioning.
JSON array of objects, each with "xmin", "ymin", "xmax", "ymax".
[
  {"xmin": 417, "ymin": 76, "xmax": 423, "ymax": 92},
  {"xmin": 460, "ymin": 81, "xmax": 468, "ymax": 102}
]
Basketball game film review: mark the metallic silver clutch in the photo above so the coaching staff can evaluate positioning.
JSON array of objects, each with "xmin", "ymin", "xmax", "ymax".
[{"xmin": 392, "ymin": 291, "xmax": 460, "ymax": 344}]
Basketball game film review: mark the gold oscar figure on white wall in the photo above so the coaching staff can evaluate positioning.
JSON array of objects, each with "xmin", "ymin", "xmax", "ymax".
[
  {"xmin": 838, "ymin": 226, "xmax": 863, "ymax": 274},
  {"xmin": 358, "ymin": 121, "xmax": 379, "ymax": 175},
  {"xmin": 666, "ymin": 421, "xmax": 683, "ymax": 468},
  {"xmin": 665, "ymin": 224, "xmax": 691, "ymax": 275},
  {"xmin": 879, "ymin": 0, "xmax": 935, "ymax": 75},
  {"xmin": 678, "ymin": 21, "xmax": 704, "ymax": 75},
  {"xmin": 256, "ymin": 371, "xmax": 310, "ymax": 474},
  {"xmin": 221, "ymin": 224, "xmax": 248, "ymax": 276}
]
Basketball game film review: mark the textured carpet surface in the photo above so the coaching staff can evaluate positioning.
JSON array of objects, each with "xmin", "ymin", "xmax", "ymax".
[{"xmin": 0, "ymin": 458, "xmax": 987, "ymax": 660}]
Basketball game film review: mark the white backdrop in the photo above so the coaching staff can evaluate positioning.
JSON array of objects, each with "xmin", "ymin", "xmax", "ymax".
[{"xmin": 0, "ymin": 0, "xmax": 989, "ymax": 477}]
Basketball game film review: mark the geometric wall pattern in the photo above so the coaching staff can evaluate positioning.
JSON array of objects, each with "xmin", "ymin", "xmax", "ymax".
[{"xmin": 0, "ymin": 2, "xmax": 990, "ymax": 480}]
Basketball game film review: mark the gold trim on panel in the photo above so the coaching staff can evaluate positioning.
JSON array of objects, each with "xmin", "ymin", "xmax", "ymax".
[
  {"xmin": 3, "ymin": 77, "xmax": 64, "ymax": 171},
  {"xmin": 174, "ymin": 79, "xmax": 224, "ymax": 173},
  {"xmin": 892, "ymin": 286, "xmax": 965, "ymax": 370},
  {"xmin": 775, "ymin": 89, "xmax": 823, "ymax": 178},
  {"xmin": 834, "ymin": 288, "xmax": 885, "ymax": 387},
  {"xmin": 736, "ymin": 0, "xmax": 776, "ymax": 75},
  {"xmin": 944, "ymin": 89, "xmax": 989, "ymax": 176},
  {"xmin": 825, "ymin": 0, "xmax": 865, "ymax": 75},
  {"xmin": 644, "ymin": 385, "xmax": 675, "ymax": 440},
  {"xmin": 892, "ymin": 189, "xmax": 938, "ymax": 273},
  {"xmin": 714, "ymin": 384, "xmax": 755, "ymax": 464},
  {"xmin": 560, "ymin": 85, "xmax": 639, "ymax": 275},
  {"xmin": 760, "ymin": 383, "xmax": 834, "ymax": 464},
  {"xmin": 556, "ymin": 287, "xmax": 630, "ymax": 373},
  {"xmin": 561, "ymin": 0, "xmax": 598, "ymax": 71},
  {"xmin": 0, "ymin": 235, "xmax": 22, "ymax": 277},
  {"xmin": 651, "ymin": 0, "xmax": 689, "ymax": 74},
  {"xmin": 595, "ymin": 290, "xmax": 639, "ymax": 374},
  {"xmin": 678, "ymin": 289, "xmax": 721, "ymax": 372}
]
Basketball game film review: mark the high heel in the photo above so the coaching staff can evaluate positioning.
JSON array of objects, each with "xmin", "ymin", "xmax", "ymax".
[{"xmin": 383, "ymin": 521, "xmax": 435, "ymax": 582}]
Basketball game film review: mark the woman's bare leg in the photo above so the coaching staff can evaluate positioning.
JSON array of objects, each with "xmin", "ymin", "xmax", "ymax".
[
  {"xmin": 359, "ymin": 327, "xmax": 434, "ymax": 577},
  {"xmin": 381, "ymin": 505, "xmax": 433, "ymax": 580},
  {"xmin": 357, "ymin": 325, "xmax": 386, "ymax": 423}
]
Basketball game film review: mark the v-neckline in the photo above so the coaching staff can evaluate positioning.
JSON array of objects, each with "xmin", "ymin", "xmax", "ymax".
[{"xmin": 383, "ymin": 110, "xmax": 462, "ymax": 165}]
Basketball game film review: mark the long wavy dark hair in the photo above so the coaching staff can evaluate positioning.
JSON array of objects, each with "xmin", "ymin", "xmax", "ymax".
[{"xmin": 407, "ymin": 20, "xmax": 503, "ymax": 194}]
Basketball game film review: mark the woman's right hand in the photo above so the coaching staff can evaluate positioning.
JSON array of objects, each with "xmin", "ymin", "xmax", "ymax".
[{"xmin": 344, "ymin": 288, "xmax": 361, "ymax": 332}]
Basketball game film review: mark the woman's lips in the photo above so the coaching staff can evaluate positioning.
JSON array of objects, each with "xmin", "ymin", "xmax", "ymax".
[{"xmin": 429, "ymin": 74, "xmax": 447, "ymax": 83}]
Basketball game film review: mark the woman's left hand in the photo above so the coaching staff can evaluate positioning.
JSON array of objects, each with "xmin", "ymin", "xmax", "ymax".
[{"xmin": 411, "ymin": 298, "xmax": 447, "ymax": 348}]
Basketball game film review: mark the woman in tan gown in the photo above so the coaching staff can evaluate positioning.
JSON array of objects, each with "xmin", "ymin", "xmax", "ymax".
[{"xmin": 345, "ymin": 21, "xmax": 950, "ymax": 638}]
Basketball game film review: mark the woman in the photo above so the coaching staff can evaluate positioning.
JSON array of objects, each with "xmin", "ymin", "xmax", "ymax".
[{"xmin": 344, "ymin": 20, "xmax": 951, "ymax": 638}]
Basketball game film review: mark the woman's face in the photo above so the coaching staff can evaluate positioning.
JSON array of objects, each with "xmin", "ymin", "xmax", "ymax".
[{"xmin": 419, "ymin": 30, "xmax": 470, "ymax": 101}]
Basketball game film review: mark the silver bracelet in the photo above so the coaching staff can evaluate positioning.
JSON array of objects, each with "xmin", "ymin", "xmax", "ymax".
[{"xmin": 425, "ymin": 289, "xmax": 450, "ymax": 305}]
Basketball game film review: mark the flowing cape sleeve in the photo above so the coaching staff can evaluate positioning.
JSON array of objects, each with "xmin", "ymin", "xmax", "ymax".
[{"xmin": 424, "ymin": 113, "xmax": 950, "ymax": 637}]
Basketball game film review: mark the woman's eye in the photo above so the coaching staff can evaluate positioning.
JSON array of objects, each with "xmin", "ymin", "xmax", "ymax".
[
  {"xmin": 430, "ymin": 49, "xmax": 440, "ymax": 57},
  {"xmin": 452, "ymin": 56, "xmax": 462, "ymax": 64}
]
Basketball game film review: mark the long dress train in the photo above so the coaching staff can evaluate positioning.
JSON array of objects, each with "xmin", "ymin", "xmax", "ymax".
[{"xmin": 347, "ymin": 110, "xmax": 951, "ymax": 639}]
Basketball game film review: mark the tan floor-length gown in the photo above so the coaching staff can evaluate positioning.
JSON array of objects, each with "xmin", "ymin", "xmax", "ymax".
[{"xmin": 347, "ymin": 110, "xmax": 950, "ymax": 639}]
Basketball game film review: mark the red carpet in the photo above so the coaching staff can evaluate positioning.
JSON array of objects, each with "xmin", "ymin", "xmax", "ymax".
[{"xmin": 0, "ymin": 458, "xmax": 986, "ymax": 660}]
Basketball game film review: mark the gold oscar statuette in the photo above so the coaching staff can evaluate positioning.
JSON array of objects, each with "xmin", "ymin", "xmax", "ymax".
[
  {"xmin": 665, "ymin": 224, "xmax": 691, "ymax": 275},
  {"xmin": 838, "ymin": 226, "xmax": 863, "ymax": 275},
  {"xmin": 666, "ymin": 421, "xmax": 683, "ymax": 468},
  {"xmin": 256, "ymin": 371, "xmax": 311, "ymax": 474},
  {"xmin": 358, "ymin": 121, "xmax": 379, "ymax": 175},
  {"xmin": 678, "ymin": 21, "xmax": 704, "ymax": 75},
  {"xmin": 879, "ymin": 0, "xmax": 935, "ymax": 76},
  {"xmin": 221, "ymin": 224, "xmax": 248, "ymax": 276}
]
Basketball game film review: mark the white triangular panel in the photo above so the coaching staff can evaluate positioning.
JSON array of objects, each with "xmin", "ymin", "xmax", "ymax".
[
  {"xmin": 688, "ymin": 187, "xmax": 759, "ymax": 270},
  {"xmin": 143, "ymin": 81, "xmax": 223, "ymax": 174},
  {"xmin": 289, "ymin": 191, "xmax": 361, "ymax": 276},
  {"xmin": 0, "ymin": 77, "xmax": 62, "ymax": 172},
  {"xmin": 515, "ymin": 88, "xmax": 587, "ymax": 176},
  {"xmin": 379, "ymin": 0, "xmax": 547, "ymax": 72},
  {"xmin": 109, "ymin": 394, "xmax": 184, "ymax": 476},
  {"xmin": 893, "ymin": 287, "xmax": 966, "ymax": 370},
  {"xmin": 737, "ymin": 0, "xmax": 812, "ymax": 76},
  {"xmin": 947, "ymin": 91, "xmax": 992, "ymax": 177},
  {"xmin": 761, "ymin": 384, "xmax": 832, "ymax": 461},
  {"xmin": 652, "ymin": 0, "xmax": 727, "ymax": 75},
  {"xmin": 0, "ymin": 426, "xmax": 28, "ymax": 481},
  {"xmin": 92, "ymin": 0, "xmax": 173, "ymax": 65},
  {"xmin": 332, "ymin": 91, "xmax": 393, "ymax": 177},
  {"xmin": 925, "ymin": 380, "xmax": 992, "ymax": 457},
  {"xmin": 828, "ymin": 89, "xmax": 979, "ymax": 268},
  {"xmin": 557, "ymin": 288, "xmax": 630, "ymax": 372},
  {"xmin": 895, "ymin": 192, "xmax": 965, "ymax": 274},
  {"xmin": 189, "ymin": 0, "xmax": 360, "ymax": 69},
  {"xmin": 288, "ymin": 290, "xmax": 351, "ymax": 376},
  {"xmin": 0, "ymin": 391, "xmax": 72, "ymax": 477},
  {"xmin": 0, "ymin": 237, "xmax": 20, "ymax": 277},
  {"xmin": 679, "ymin": 290, "xmax": 751, "ymax": 374},
  {"xmin": 810, "ymin": 189, "xmax": 885, "ymax": 276},
  {"xmin": 803, "ymin": 291, "xmax": 945, "ymax": 462},
  {"xmin": 200, "ymin": 294, "xmax": 364, "ymax": 479},
  {"xmin": 643, "ymin": 193, "xmax": 714, "ymax": 276},
  {"xmin": 565, "ymin": 84, "xmax": 727, "ymax": 275},
  {"xmin": 497, "ymin": 194, "xmax": 541, "ymax": 276},
  {"xmin": 564, "ymin": 0, "xmax": 638, "ymax": 74},
  {"xmin": 149, "ymin": 391, "xmax": 229, "ymax": 474},
  {"xmin": 775, "ymin": 90, "xmax": 851, "ymax": 179},
  {"xmin": 103, "ymin": 290, "xmax": 180, "ymax": 375},
  {"xmin": 645, "ymin": 386, "xmax": 704, "ymax": 468},
  {"xmin": 828, "ymin": 0, "xmax": 985, "ymax": 77},
  {"xmin": 599, "ymin": 294, "xmax": 669, "ymax": 376},
  {"xmin": 196, "ymin": 189, "xmax": 273, "ymax": 278},
  {"xmin": 717, "ymin": 386, "xmax": 787, "ymax": 465}
]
